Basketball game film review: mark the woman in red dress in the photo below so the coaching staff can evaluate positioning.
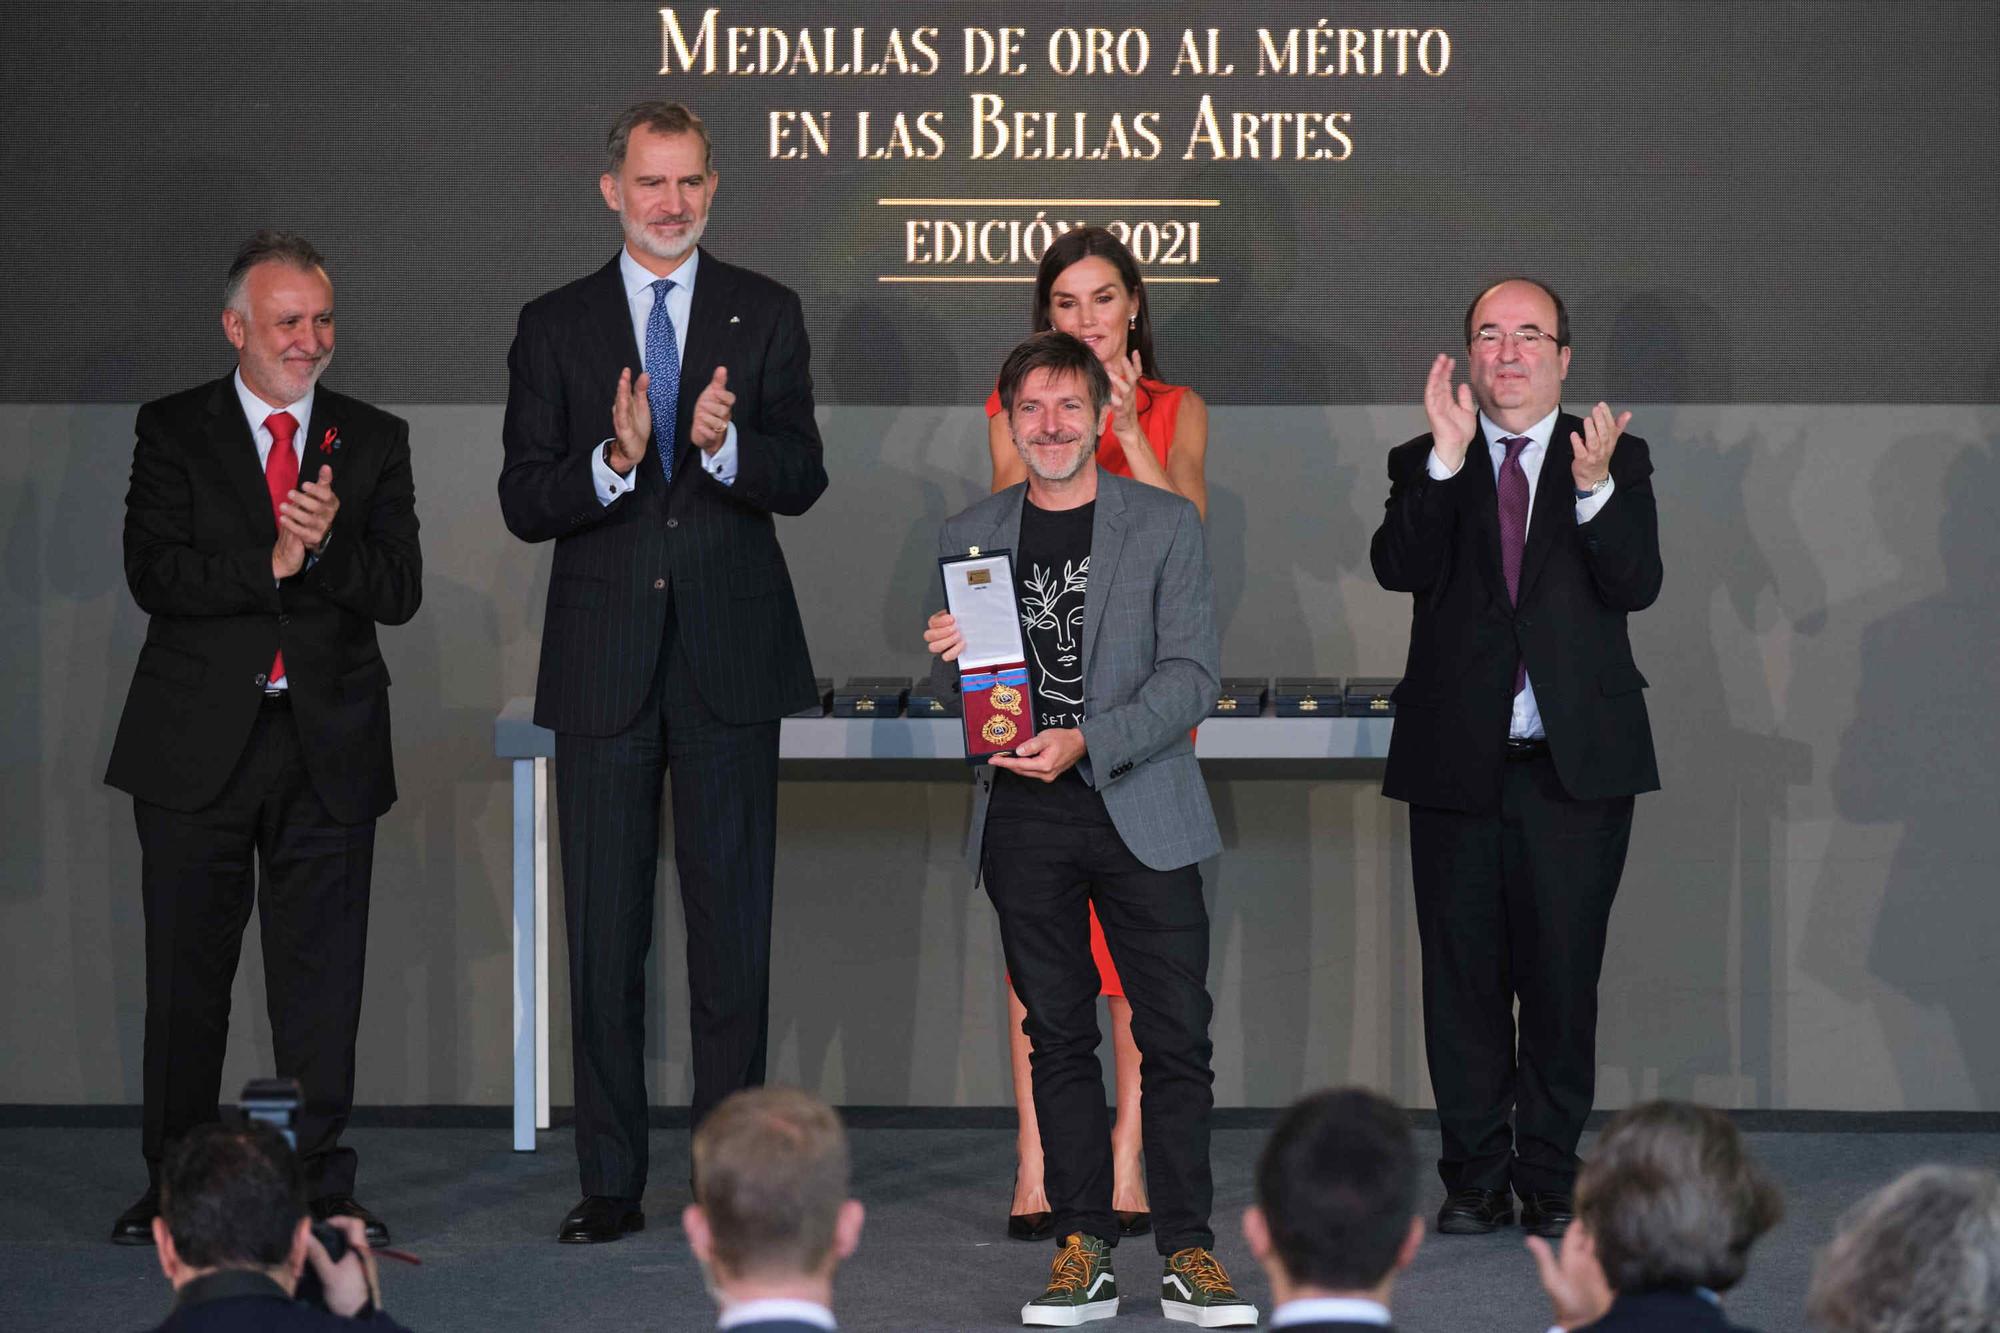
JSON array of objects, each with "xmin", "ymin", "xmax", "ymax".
[{"xmin": 984, "ymin": 226, "xmax": 1210, "ymax": 1240}]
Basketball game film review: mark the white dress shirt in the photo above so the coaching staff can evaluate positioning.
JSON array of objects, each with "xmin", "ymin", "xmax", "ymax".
[
  {"xmin": 1425, "ymin": 406, "xmax": 1615, "ymax": 740},
  {"xmin": 234, "ymin": 368, "xmax": 316, "ymax": 689},
  {"xmin": 1272, "ymin": 1295, "xmax": 1392, "ymax": 1326},
  {"xmin": 592, "ymin": 246, "xmax": 739, "ymax": 504},
  {"xmin": 717, "ymin": 1297, "xmax": 835, "ymax": 1329}
]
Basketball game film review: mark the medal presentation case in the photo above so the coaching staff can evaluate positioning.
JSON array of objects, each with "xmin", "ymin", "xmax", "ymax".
[{"xmin": 939, "ymin": 547, "xmax": 1036, "ymax": 762}]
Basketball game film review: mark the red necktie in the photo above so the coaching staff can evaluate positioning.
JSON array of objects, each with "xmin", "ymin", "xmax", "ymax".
[
  {"xmin": 264, "ymin": 410, "xmax": 299, "ymax": 684},
  {"xmin": 1497, "ymin": 435, "xmax": 1531, "ymax": 695}
]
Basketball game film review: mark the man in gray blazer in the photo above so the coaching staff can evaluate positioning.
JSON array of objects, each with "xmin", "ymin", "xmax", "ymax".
[{"xmin": 925, "ymin": 332, "xmax": 1255, "ymax": 1328}]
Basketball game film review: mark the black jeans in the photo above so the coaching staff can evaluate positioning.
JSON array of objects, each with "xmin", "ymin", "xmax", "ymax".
[
  {"xmin": 984, "ymin": 814, "xmax": 1215, "ymax": 1255},
  {"xmin": 1409, "ymin": 748, "xmax": 1634, "ymax": 1196}
]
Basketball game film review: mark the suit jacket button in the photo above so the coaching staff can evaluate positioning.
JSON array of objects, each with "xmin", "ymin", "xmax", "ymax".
[
  {"xmin": 254, "ymin": 673, "xmax": 268, "ymax": 687},
  {"xmin": 666, "ymin": 518, "xmax": 680, "ymax": 529},
  {"xmin": 653, "ymin": 577, "xmax": 666, "ymax": 590},
  {"xmin": 278, "ymin": 614, "xmax": 290, "ymax": 626}
]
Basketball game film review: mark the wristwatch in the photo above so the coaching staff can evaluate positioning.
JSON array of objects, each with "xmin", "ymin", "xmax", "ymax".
[{"xmin": 1573, "ymin": 475, "xmax": 1612, "ymax": 500}]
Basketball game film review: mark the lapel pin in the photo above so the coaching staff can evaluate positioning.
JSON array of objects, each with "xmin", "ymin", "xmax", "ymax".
[
  {"xmin": 729, "ymin": 315, "xmax": 741, "ymax": 324},
  {"xmin": 319, "ymin": 427, "xmax": 341, "ymax": 455}
]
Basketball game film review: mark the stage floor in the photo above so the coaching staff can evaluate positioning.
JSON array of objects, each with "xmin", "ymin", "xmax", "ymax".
[{"xmin": 3, "ymin": 1118, "xmax": 1994, "ymax": 1331}]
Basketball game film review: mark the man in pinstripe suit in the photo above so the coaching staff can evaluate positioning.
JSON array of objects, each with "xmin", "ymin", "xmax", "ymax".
[
  {"xmin": 925, "ymin": 334, "xmax": 1255, "ymax": 1327},
  {"xmin": 499, "ymin": 102, "xmax": 827, "ymax": 1245}
]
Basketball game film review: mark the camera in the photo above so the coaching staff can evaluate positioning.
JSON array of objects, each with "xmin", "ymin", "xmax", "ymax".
[{"xmin": 233, "ymin": 1078, "xmax": 351, "ymax": 1305}]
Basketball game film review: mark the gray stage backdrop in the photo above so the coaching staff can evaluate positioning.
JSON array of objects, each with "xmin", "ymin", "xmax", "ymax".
[{"xmin": 2, "ymin": 1, "xmax": 1998, "ymax": 1110}]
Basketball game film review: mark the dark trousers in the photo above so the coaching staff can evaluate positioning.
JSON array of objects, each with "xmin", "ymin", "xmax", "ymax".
[
  {"xmin": 135, "ymin": 697, "xmax": 376, "ymax": 1199},
  {"xmin": 1409, "ymin": 747, "xmax": 1633, "ymax": 1196},
  {"xmin": 983, "ymin": 815, "xmax": 1215, "ymax": 1255},
  {"xmin": 554, "ymin": 622, "xmax": 780, "ymax": 1199}
]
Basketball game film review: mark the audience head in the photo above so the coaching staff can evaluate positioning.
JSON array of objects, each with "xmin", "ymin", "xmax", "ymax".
[
  {"xmin": 152, "ymin": 1121, "xmax": 310, "ymax": 1289},
  {"xmin": 685, "ymin": 1087, "xmax": 863, "ymax": 1300},
  {"xmin": 1030, "ymin": 225, "xmax": 1159, "ymax": 380},
  {"xmin": 1243, "ymin": 1087, "xmax": 1423, "ymax": 1304},
  {"xmin": 1808, "ymin": 1165, "xmax": 2000, "ymax": 1333},
  {"xmin": 1574, "ymin": 1100, "xmax": 1782, "ymax": 1296}
]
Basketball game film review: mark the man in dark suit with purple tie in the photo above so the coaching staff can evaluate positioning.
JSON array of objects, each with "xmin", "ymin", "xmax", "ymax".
[
  {"xmin": 1371, "ymin": 278, "xmax": 1662, "ymax": 1241},
  {"xmin": 1241, "ymin": 1088, "xmax": 1423, "ymax": 1331},
  {"xmin": 498, "ymin": 102, "xmax": 827, "ymax": 1244}
]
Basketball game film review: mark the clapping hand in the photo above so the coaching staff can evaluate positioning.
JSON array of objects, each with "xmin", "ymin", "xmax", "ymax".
[
  {"xmin": 1526, "ymin": 1227, "xmax": 1614, "ymax": 1332},
  {"xmin": 1105, "ymin": 350, "xmax": 1144, "ymax": 438},
  {"xmin": 609, "ymin": 368, "xmax": 652, "ymax": 474},
  {"xmin": 691, "ymin": 366, "xmax": 734, "ymax": 452},
  {"xmin": 1423, "ymin": 354, "xmax": 1480, "ymax": 471},
  {"xmin": 1569, "ymin": 401, "xmax": 1630, "ymax": 490}
]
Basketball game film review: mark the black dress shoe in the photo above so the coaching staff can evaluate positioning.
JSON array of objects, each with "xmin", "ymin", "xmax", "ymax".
[
  {"xmin": 1115, "ymin": 1209, "xmax": 1151, "ymax": 1238},
  {"xmin": 559, "ymin": 1195, "xmax": 644, "ymax": 1244},
  {"xmin": 312, "ymin": 1195, "xmax": 390, "ymax": 1248},
  {"xmin": 1008, "ymin": 1209, "xmax": 1054, "ymax": 1242},
  {"xmin": 111, "ymin": 1189, "xmax": 159, "ymax": 1246},
  {"xmin": 1519, "ymin": 1191, "xmax": 1575, "ymax": 1238},
  {"xmin": 1437, "ymin": 1187, "xmax": 1516, "ymax": 1234}
]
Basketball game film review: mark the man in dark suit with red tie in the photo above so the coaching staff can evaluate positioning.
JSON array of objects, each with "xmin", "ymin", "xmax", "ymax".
[
  {"xmin": 498, "ymin": 102, "xmax": 827, "ymax": 1244},
  {"xmin": 106, "ymin": 230, "xmax": 422, "ymax": 1248},
  {"xmin": 1371, "ymin": 278, "xmax": 1662, "ymax": 1241}
]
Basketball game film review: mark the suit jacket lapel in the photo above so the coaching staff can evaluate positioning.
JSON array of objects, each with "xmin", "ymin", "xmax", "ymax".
[
  {"xmin": 1517, "ymin": 412, "xmax": 1580, "ymax": 603},
  {"xmin": 1079, "ymin": 473, "xmax": 1128, "ymax": 680},
  {"xmin": 676, "ymin": 248, "xmax": 732, "ymax": 474},
  {"xmin": 206, "ymin": 378, "xmax": 279, "ymax": 540}
]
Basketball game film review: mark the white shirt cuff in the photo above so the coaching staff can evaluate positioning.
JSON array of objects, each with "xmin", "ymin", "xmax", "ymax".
[
  {"xmin": 702, "ymin": 422, "xmax": 739, "ymax": 485},
  {"xmin": 1575, "ymin": 475, "xmax": 1616, "ymax": 523},
  {"xmin": 592, "ymin": 439, "xmax": 636, "ymax": 506},
  {"xmin": 1425, "ymin": 447, "xmax": 1464, "ymax": 480}
]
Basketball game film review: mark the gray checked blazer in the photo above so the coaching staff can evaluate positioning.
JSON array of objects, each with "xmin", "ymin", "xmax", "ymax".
[{"xmin": 931, "ymin": 470, "xmax": 1222, "ymax": 874}]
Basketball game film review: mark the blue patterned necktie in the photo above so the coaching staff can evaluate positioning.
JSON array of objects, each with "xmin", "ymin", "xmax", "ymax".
[{"xmin": 644, "ymin": 277, "xmax": 680, "ymax": 486}]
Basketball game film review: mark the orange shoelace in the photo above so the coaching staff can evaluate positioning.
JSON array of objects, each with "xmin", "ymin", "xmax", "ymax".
[
  {"xmin": 1171, "ymin": 1248, "xmax": 1235, "ymax": 1294},
  {"xmin": 1047, "ymin": 1235, "xmax": 1098, "ymax": 1293}
]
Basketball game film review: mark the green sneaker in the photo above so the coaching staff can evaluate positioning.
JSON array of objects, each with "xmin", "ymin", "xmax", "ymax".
[
  {"xmin": 1161, "ymin": 1246, "xmax": 1258, "ymax": 1327},
  {"xmin": 1022, "ymin": 1232, "xmax": 1120, "ymax": 1326}
]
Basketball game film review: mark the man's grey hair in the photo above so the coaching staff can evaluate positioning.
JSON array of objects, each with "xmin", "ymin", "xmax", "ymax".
[
  {"xmin": 606, "ymin": 100, "xmax": 713, "ymax": 175},
  {"xmin": 223, "ymin": 229, "xmax": 326, "ymax": 315},
  {"xmin": 1808, "ymin": 1165, "xmax": 2000, "ymax": 1333},
  {"xmin": 1576, "ymin": 1101, "xmax": 1782, "ymax": 1295}
]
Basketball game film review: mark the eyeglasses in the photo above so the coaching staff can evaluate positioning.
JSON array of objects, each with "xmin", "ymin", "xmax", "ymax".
[{"xmin": 1471, "ymin": 328, "xmax": 1560, "ymax": 351}]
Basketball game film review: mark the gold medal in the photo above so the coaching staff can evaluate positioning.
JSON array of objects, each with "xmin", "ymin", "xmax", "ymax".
[
  {"xmin": 990, "ymin": 682, "xmax": 1022, "ymax": 715},
  {"xmin": 981, "ymin": 715, "xmax": 1018, "ymax": 746}
]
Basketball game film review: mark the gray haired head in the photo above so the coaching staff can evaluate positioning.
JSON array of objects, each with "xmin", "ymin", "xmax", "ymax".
[
  {"xmin": 1809, "ymin": 1165, "xmax": 2000, "ymax": 1333},
  {"xmin": 222, "ymin": 230, "xmax": 326, "ymax": 315}
]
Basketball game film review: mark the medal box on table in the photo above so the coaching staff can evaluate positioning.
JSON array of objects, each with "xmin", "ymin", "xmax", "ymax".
[
  {"xmin": 906, "ymin": 681, "xmax": 961, "ymax": 717},
  {"xmin": 1342, "ymin": 677, "xmax": 1400, "ymax": 717},
  {"xmin": 1210, "ymin": 677, "xmax": 1270, "ymax": 718},
  {"xmin": 831, "ymin": 677, "xmax": 911, "ymax": 718},
  {"xmin": 1273, "ymin": 677, "xmax": 1345, "ymax": 717}
]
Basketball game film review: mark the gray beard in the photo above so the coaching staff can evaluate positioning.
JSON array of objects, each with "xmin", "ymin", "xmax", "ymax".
[
  {"xmin": 623, "ymin": 212, "xmax": 707, "ymax": 265},
  {"xmin": 1016, "ymin": 436, "xmax": 1092, "ymax": 483}
]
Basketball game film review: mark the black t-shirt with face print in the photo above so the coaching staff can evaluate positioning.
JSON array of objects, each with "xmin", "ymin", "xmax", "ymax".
[{"xmin": 987, "ymin": 498, "xmax": 1111, "ymax": 826}]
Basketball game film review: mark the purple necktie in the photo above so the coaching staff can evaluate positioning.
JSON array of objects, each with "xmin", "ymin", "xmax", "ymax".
[{"xmin": 1497, "ymin": 435, "xmax": 1531, "ymax": 694}]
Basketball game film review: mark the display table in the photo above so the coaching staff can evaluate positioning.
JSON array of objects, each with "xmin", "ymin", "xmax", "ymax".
[{"xmin": 493, "ymin": 697, "xmax": 1392, "ymax": 1149}]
